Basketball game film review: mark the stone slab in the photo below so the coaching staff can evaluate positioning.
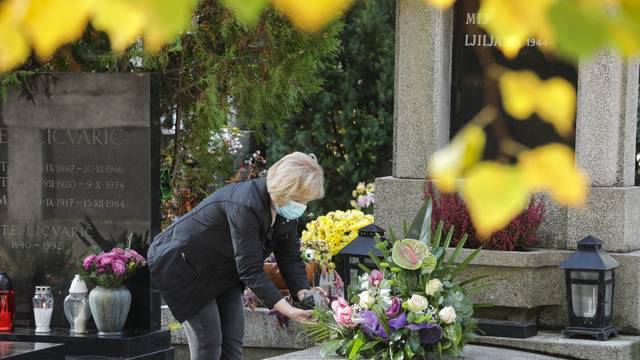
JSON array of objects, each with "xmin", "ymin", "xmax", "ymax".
[
  {"xmin": 264, "ymin": 345, "xmax": 563, "ymax": 360},
  {"xmin": 452, "ymin": 248, "xmax": 566, "ymax": 310},
  {"xmin": 567, "ymin": 186, "xmax": 640, "ymax": 252},
  {"xmin": 161, "ymin": 306, "xmax": 312, "ymax": 349},
  {"xmin": 449, "ymin": 248, "xmax": 640, "ymax": 333},
  {"xmin": 476, "ymin": 331, "xmax": 640, "ymax": 360},
  {"xmin": 575, "ymin": 51, "xmax": 639, "ymax": 187},
  {"xmin": 393, "ymin": 0, "xmax": 452, "ymax": 179},
  {"xmin": 374, "ymin": 176, "xmax": 425, "ymax": 236}
]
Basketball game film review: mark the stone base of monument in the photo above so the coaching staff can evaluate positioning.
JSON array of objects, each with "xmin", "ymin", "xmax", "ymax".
[
  {"xmin": 476, "ymin": 331, "xmax": 640, "ymax": 360},
  {"xmin": 262, "ymin": 344, "xmax": 562, "ymax": 360},
  {"xmin": 476, "ymin": 319, "xmax": 538, "ymax": 339},
  {"xmin": 0, "ymin": 328, "xmax": 174, "ymax": 360},
  {"xmin": 162, "ymin": 305, "xmax": 313, "ymax": 349}
]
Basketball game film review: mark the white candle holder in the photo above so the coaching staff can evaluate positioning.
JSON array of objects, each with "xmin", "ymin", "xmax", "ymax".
[
  {"xmin": 64, "ymin": 275, "xmax": 91, "ymax": 334},
  {"xmin": 33, "ymin": 286, "xmax": 54, "ymax": 333}
]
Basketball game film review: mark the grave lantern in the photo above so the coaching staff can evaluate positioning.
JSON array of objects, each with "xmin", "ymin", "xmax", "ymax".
[
  {"xmin": 32, "ymin": 286, "xmax": 54, "ymax": 333},
  {"xmin": 337, "ymin": 224, "xmax": 384, "ymax": 300},
  {"xmin": 559, "ymin": 235, "xmax": 619, "ymax": 341}
]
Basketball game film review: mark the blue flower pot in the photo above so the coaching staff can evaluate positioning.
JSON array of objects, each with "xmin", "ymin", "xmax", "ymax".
[{"xmin": 89, "ymin": 286, "xmax": 131, "ymax": 336}]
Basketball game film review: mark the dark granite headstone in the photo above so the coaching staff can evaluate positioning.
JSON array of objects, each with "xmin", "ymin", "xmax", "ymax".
[
  {"xmin": 0, "ymin": 73, "xmax": 161, "ymax": 332},
  {"xmin": 450, "ymin": 0, "xmax": 578, "ymax": 158}
]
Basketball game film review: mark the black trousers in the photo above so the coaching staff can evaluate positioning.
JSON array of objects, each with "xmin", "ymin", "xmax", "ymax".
[{"xmin": 182, "ymin": 285, "xmax": 245, "ymax": 360}]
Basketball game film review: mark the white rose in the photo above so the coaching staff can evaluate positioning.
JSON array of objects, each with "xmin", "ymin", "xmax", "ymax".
[
  {"xmin": 359, "ymin": 291, "xmax": 375, "ymax": 309},
  {"xmin": 425, "ymin": 279, "xmax": 443, "ymax": 296},
  {"xmin": 439, "ymin": 306, "xmax": 457, "ymax": 324},
  {"xmin": 406, "ymin": 294, "xmax": 429, "ymax": 313}
]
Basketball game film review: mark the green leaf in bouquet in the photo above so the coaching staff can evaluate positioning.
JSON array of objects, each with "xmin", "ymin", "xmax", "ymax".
[
  {"xmin": 431, "ymin": 220, "xmax": 444, "ymax": 248},
  {"xmin": 368, "ymin": 249, "xmax": 384, "ymax": 270},
  {"xmin": 348, "ymin": 333, "xmax": 365, "ymax": 360},
  {"xmin": 374, "ymin": 236, "xmax": 391, "ymax": 259},
  {"xmin": 407, "ymin": 334, "xmax": 421, "ymax": 353},
  {"xmin": 357, "ymin": 263, "xmax": 372, "ymax": 274},
  {"xmin": 406, "ymin": 198, "xmax": 432, "ymax": 245},
  {"xmin": 442, "ymin": 226, "xmax": 454, "ymax": 251},
  {"xmin": 420, "ymin": 252, "xmax": 437, "ymax": 274},
  {"xmin": 402, "ymin": 220, "xmax": 409, "ymax": 238},
  {"xmin": 459, "ymin": 274, "xmax": 490, "ymax": 287},
  {"xmin": 358, "ymin": 339, "xmax": 380, "ymax": 353},
  {"xmin": 320, "ymin": 339, "xmax": 343, "ymax": 358},
  {"xmin": 391, "ymin": 239, "xmax": 431, "ymax": 270},
  {"xmin": 447, "ymin": 233, "xmax": 468, "ymax": 266},
  {"xmin": 391, "ymin": 331, "xmax": 404, "ymax": 342},
  {"xmin": 388, "ymin": 228, "xmax": 399, "ymax": 243},
  {"xmin": 451, "ymin": 247, "xmax": 481, "ymax": 279},
  {"xmin": 403, "ymin": 344, "xmax": 414, "ymax": 359},
  {"xmin": 444, "ymin": 322, "xmax": 463, "ymax": 346},
  {"xmin": 391, "ymin": 349, "xmax": 404, "ymax": 360}
]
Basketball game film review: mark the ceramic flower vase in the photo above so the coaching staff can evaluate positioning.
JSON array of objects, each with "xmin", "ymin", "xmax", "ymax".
[{"xmin": 89, "ymin": 286, "xmax": 131, "ymax": 335}]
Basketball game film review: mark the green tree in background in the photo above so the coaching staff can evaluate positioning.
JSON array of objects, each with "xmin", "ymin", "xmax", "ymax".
[{"xmin": 267, "ymin": 0, "xmax": 396, "ymax": 218}]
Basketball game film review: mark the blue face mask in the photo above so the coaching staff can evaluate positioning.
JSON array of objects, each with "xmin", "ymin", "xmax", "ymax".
[{"xmin": 276, "ymin": 201, "xmax": 307, "ymax": 220}]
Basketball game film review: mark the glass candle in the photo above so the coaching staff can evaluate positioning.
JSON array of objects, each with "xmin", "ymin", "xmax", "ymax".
[
  {"xmin": 0, "ymin": 272, "xmax": 15, "ymax": 331},
  {"xmin": 33, "ymin": 286, "xmax": 54, "ymax": 333},
  {"xmin": 63, "ymin": 275, "xmax": 90, "ymax": 334}
]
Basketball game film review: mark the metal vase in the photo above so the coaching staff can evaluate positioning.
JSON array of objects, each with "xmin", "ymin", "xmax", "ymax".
[{"xmin": 89, "ymin": 286, "xmax": 131, "ymax": 336}]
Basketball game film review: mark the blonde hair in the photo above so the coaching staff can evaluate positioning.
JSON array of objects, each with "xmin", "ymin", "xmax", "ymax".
[{"xmin": 267, "ymin": 152, "xmax": 325, "ymax": 207}]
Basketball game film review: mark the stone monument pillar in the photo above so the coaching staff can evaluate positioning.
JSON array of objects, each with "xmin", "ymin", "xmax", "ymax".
[
  {"xmin": 377, "ymin": 0, "xmax": 640, "ymax": 348},
  {"xmin": 375, "ymin": 0, "xmax": 453, "ymax": 233}
]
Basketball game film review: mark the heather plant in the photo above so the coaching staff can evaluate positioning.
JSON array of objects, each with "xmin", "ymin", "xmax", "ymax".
[
  {"xmin": 80, "ymin": 248, "xmax": 147, "ymax": 288},
  {"xmin": 424, "ymin": 181, "xmax": 545, "ymax": 251}
]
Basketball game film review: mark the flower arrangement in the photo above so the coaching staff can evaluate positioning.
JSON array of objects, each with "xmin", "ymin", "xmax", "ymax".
[
  {"xmin": 350, "ymin": 182, "xmax": 375, "ymax": 213},
  {"xmin": 80, "ymin": 247, "xmax": 147, "ymax": 288},
  {"xmin": 303, "ymin": 198, "xmax": 483, "ymax": 359},
  {"xmin": 424, "ymin": 180, "xmax": 545, "ymax": 251},
  {"xmin": 301, "ymin": 210, "xmax": 374, "ymax": 265}
]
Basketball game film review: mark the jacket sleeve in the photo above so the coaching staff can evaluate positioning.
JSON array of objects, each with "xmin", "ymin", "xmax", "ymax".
[
  {"xmin": 227, "ymin": 204, "xmax": 283, "ymax": 308},
  {"xmin": 273, "ymin": 220, "xmax": 310, "ymax": 297}
]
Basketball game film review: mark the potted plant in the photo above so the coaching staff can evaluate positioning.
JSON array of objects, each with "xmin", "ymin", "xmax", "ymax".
[{"xmin": 80, "ymin": 247, "xmax": 146, "ymax": 335}]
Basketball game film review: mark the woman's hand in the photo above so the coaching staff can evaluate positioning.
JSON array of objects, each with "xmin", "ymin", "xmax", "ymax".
[
  {"xmin": 287, "ymin": 307, "xmax": 315, "ymax": 324},
  {"xmin": 273, "ymin": 298, "xmax": 315, "ymax": 324}
]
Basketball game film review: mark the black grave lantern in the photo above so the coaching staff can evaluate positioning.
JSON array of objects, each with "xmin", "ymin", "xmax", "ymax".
[
  {"xmin": 559, "ymin": 235, "xmax": 619, "ymax": 341},
  {"xmin": 337, "ymin": 224, "xmax": 385, "ymax": 299}
]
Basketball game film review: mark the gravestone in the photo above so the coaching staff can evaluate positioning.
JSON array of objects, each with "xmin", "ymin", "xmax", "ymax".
[
  {"xmin": 0, "ymin": 73, "xmax": 170, "ymax": 359},
  {"xmin": 449, "ymin": 0, "xmax": 578, "ymax": 156}
]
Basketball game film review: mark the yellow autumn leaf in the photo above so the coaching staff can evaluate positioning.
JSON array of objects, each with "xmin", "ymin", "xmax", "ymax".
[
  {"xmin": 0, "ymin": 1, "xmax": 29, "ymax": 72},
  {"xmin": 536, "ymin": 77, "xmax": 576, "ymax": 137},
  {"xmin": 424, "ymin": 0, "xmax": 456, "ymax": 10},
  {"xmin": 271, "ymin": 0, "xmax": 352, "ymax": 33},
  {"xmin": 500, "ymin": 70, "xmax": 576, "ymax": 137},
  {"xmin": 462, "ymin": 162, "xmax": 529, "ymax": 239},
  {"xmin": 92, "ymin": 0, "xmax": 147, "ymax": 53},
  {"xmin": 499, "ymin": 70, "xmax": 539, "ymax": 120},
  {"xmin": 22, "ymin": 0, "xmax": 94, "ymax": 59},
  {"xmin": 478, "ymin": 0, "xmax": 555, "ymax": 58},
  {"xmin": 428, "ymin": 125, "xmax": 486, "ymax": 193},
  {"xmin": 518, "ymin": 143, "xmax": 588, "ymax": 207},
  {"xmin": 141, "ymin": 0, "xmax": 198, "ymax": 52},
  {"xmin": 0, "ymin": 25, "xmax": 29, "ymax": 72}
]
